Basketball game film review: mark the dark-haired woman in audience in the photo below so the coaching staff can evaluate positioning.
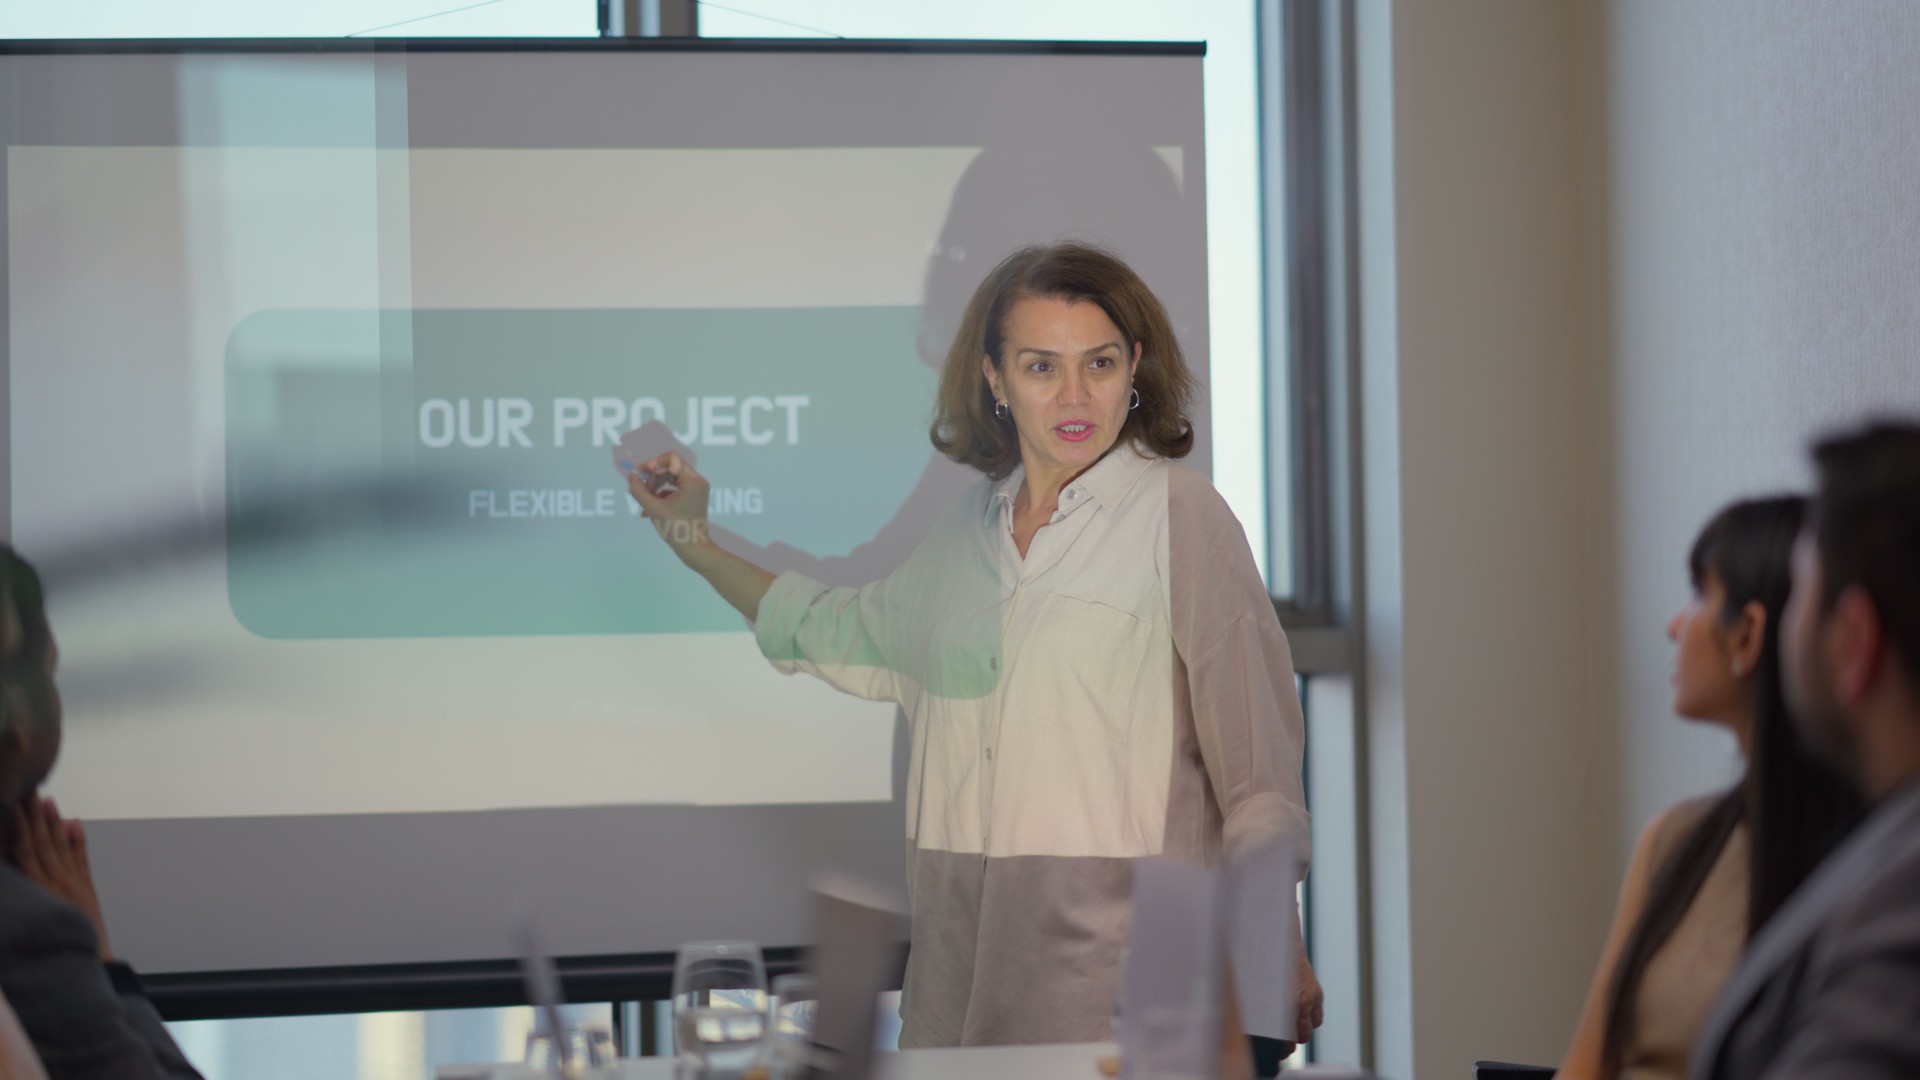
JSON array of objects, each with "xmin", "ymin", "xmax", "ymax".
[{"xmin": 1553, "ymin": 497, "xmax": 1864, "ymax": 1080}]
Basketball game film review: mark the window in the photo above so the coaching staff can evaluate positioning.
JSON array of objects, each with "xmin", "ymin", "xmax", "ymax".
[
  {"xmin": 166, "ymin": 1004, "xmax": 612, "ymax": 1080},
  {"xmin": 697, "ymin": 1, "xmax": 1281, "ymax": 590}
]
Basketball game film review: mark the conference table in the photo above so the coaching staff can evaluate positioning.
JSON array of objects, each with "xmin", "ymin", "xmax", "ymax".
[{"xmin": 441, "ymin": 1043, "xmax": 1373, "ymax": 1080}]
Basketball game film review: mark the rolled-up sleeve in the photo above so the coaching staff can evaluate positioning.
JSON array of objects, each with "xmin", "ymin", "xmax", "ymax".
[
  {"xmin": 1185, "ymin": 611, "xmax": 1313, "ymax": 871},
  {"xmin": 753, "ymin": 569, "xmax": 908, "ymax": 705}
]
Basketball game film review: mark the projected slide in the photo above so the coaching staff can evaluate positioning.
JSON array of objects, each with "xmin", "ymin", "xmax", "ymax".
[
  {"xmin": 0, "ymin": 47, "xmax": 1211, "ymax": 974},
  {"xmin": 226, "ymin": 304, "xmax": 928, "ymax": 639}
]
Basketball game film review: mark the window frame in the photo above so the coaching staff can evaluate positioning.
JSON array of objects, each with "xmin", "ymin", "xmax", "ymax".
[{"xmin": 1261, "ymin": 0, "xmax": 1372, "ymax": 1068}]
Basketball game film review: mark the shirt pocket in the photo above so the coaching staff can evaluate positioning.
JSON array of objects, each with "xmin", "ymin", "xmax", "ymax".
[{"xmin": 1005, "ymin": 592, "xmax": 1155, "ymax": 739}]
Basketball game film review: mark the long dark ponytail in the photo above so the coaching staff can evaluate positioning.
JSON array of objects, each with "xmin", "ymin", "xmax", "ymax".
[{"xmin": 1597, "ymin": 496, "xmax": 1865, "ymax": 1075}]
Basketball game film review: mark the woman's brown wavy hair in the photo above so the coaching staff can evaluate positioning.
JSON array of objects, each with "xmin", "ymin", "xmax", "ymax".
[{"xmin": 929, "ymin": 242, "xmax": 1197, "ymax": 480}]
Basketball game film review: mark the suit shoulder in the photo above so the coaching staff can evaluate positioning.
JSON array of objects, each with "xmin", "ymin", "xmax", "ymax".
[
  {"xmin": 1828, "ymin": 831, "xmax": 1920, "ymax": 949},
  {"xmin": 0, "ymin": 869, "xmax": 98, "ymax": 956}
]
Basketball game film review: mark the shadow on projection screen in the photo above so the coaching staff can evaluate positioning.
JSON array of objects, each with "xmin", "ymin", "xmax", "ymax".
[{"xmin": 0, "ymin": 44, "xmax": 1207, "ymax": 971}]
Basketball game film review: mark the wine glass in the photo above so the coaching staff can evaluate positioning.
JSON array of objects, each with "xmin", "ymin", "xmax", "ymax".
[{"xmin": 672, "ymin": 941, "xmax": 769, "ymax": 1073}]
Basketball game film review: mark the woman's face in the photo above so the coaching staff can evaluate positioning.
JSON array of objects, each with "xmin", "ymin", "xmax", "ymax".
[
  {"xmin": 981, "ymin": 296, "xmax": 1141, "ymax": 484},
  {"xmin": 1667, "ymin": 571, "xmax": 1751, "ymax": 728}
]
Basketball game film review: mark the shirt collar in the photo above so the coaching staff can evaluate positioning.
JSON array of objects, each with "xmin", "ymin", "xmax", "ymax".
[
  {"xmin": 1076, "ymin": 440, "xmax": 1157, "ymax": 509},
  {"xmin": 983, "ymin": 441, "xmax": 1157, "ymax": 528},
  {"xmin": 985, "ymin": 465, "xmax": 1024, "ymax": 528}
]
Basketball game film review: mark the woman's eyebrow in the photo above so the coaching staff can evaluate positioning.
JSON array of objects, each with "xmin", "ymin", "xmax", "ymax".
[{"xmin": 1013, "ymin": 342, "xmax": 1124, "ymax": 358}]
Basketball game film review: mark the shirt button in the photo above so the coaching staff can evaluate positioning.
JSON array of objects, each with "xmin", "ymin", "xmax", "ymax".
[
  {"xmin": 1065, "ymin": 490, "xmax": 1076, "ymax": 500},
  {"xmin": 985, "ymin": 746, "xmax": 994, "ymax": 761},
  {"xmin": 989, "ymin": 657, "xmax": 998, "ymax": 671}
]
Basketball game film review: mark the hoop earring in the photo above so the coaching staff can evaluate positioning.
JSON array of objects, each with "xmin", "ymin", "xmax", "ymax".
[
  {"xmin": 1129, "ymin": 388, "xmax": 1141, "ymax": 411},
  {"xmin": 994, "ymin": 401, "xmax": 1011, "ymax": 420}
]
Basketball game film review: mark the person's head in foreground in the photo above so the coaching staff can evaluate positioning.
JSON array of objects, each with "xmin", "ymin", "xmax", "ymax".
[
  {"xmin": 0, "ymin": 545, "xmax": 58, "ymax": 810},
  {"xmin": 0, "ymin": 545, "xmax": 202, "ymax": 1077},
  {"xmin": 930, "ymin": 241, "xmax": 1197, "ymax": 483},
  {"xmin": 1783, "ymin": 420, "xmax": 1920, "ymax": 800},
  {"xmin": 1597, "ymin": 496, "xmax": 1863, "ymax": 1076}
]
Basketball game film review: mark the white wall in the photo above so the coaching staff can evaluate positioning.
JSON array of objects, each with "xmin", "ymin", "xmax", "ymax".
[
  {"xmin": 1361, "ymin": 2, "xmax": 1604, "ymax": 1077},
  {"xmin": 1598, "ymin": 0, "xmax": 1920, "ymax": 867},
  {"xmin": 1360, "ymin": 1, "xmax": 1920, "ymax": 1077}
]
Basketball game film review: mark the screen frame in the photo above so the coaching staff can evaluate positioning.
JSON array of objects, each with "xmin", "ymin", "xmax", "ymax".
[{"xmin": 0, "ymin": 37, "xmax": 1203, "ymax": 57}]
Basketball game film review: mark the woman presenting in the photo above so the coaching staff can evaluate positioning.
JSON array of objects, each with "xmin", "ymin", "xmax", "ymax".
[{"xmin": 625, "ymin": 243, "xmax": 1318, "ymax": 1052}]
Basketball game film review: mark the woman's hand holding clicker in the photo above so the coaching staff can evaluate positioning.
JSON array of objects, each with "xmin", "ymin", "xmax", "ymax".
[
  {"xmin": 625, "ymin": 451, "xmax": 713, "ymax": 561},
  {"xmin": 621, "ymin": 450, "xmax": 774, "ymax": 621}
]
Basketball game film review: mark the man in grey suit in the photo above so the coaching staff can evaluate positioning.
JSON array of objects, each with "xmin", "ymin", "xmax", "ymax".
[
  {"xmin": 1693, "ymin": 421, "xmax": 1920, "ymax": 1080},
  {"xmin": 0, "ymin": 544, "xmax": 203, "ymax": 1080}
]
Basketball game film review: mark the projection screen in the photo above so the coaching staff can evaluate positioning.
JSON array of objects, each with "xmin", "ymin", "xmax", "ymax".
[{"xmin": 0, "ymin": 40, "xmax": 1208, "ymax": 978}]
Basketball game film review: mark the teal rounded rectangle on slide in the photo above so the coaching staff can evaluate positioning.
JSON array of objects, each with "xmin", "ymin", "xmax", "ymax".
[{"xmin": 225, "ymin": 306, "xmax": 935, "ymax": 639}]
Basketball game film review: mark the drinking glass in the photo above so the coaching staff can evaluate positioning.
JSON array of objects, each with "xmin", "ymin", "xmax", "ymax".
[
  {"xmin": 769, "ymin": 973, "xmax": 820, "ymax": 1075},
  {"xmin": 672, "ymin": 941, "xmax": 770, "ymax": 1074},
  {"xmin": 523, "ymin": 1026, "xmax": 614, "ymax": 1076}
]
